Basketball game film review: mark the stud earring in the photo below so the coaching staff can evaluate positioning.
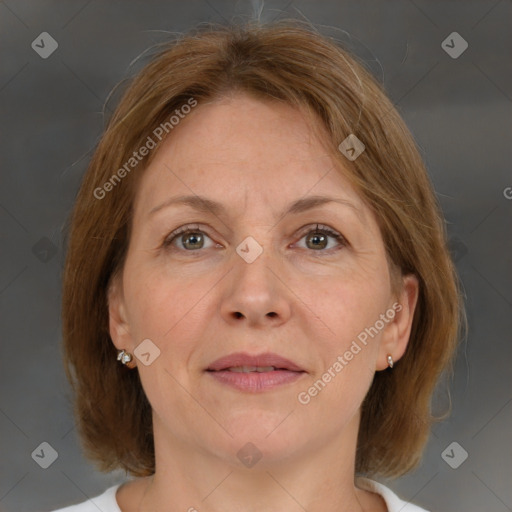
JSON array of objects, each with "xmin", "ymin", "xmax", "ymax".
[
  {"xmin": 387, "ymin": 354, "xmax": 394, "ymax": 369},
  {"xmin": 117, "ymin": 349, "xmax": 135, "ymax": 368}
]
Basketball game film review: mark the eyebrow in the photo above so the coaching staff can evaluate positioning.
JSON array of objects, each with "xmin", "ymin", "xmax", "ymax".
[{"xmin": 148, "ymin": 194, "xmax": 364, "ymax": 222}]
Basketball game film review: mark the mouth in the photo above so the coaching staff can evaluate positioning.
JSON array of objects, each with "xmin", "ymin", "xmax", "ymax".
[
  {"xmin": 206, "ymin": 351, "xmax": 305, "ymax": 373},
  {"xmin": 214, "ymin": 365, "xmax": 290, "ymax": 373},
  {"xmin": 205, "ymin": 352, "xmax": 306, "ymax": 392}
]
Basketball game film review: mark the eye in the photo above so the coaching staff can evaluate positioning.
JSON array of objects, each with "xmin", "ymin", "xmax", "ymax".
[
  {"xmin": 163, "ymin": 224, "xmax": 216, "ymax": 251},
  {"xmin": 295, "ymin": 224, "xmax": 347, "ymax": 252},
  {"xmin": 162, "ymin": 223, "xmax": 348, "ymax": 254}
]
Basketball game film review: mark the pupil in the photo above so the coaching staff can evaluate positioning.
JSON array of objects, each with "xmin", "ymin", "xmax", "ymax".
[
  {"xmin": 185, "ymin": 233, "xmax": 202, "ymax": 249},
  {"xmin": 309, "ymin": 232, "xmax": 326, "ymax": 250}
]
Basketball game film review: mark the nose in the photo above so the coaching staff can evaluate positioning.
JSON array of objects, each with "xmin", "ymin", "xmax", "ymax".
[{"xmin": 220, "ymin": 242, "xmax": 292, "ymax": 328}]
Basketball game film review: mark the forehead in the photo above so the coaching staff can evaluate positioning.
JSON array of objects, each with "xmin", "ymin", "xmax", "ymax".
[{"xmin": 133, "ymin": 94, "xmax": 366, "ymax": 220}]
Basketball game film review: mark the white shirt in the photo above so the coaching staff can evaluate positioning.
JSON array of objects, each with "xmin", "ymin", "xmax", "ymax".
[{"xmin": 48, "ymin": 478, "xmax": 429, "ymax": 511}]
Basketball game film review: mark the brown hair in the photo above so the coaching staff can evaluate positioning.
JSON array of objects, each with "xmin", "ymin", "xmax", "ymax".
[{"xmin": 61, "ymin": 19, "xmax": 463, "ymax": 478}]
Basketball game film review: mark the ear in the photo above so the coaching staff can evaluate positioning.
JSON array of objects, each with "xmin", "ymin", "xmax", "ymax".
[
  {"xmin": 107, "ymin": 274, "xmax": 134, "ymax": 354},
  {"xmin": 376, "ymin": 274, "xmax": 419, "ymax": 371}
]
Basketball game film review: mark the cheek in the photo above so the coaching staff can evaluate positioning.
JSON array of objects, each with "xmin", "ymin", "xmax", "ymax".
[
  {"xmin": 122, "ymin": 260, "xmax": 218, "ymax": 380},
  {"xmin": 121, "ymin": 266, "xmax": 208, "ymax": 414},
  {"xmin": 297, "ymin": 282, "xmax": 386, "ymax": 418},
  {"xmin": 123, "ymin": 256, "xmax": 202, "ymax": 338},
  {"xmin": 308, "ymin": 262, "xmax": 391, "ymax": 371}
]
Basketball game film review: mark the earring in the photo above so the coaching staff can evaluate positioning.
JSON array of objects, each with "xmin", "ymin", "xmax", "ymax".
[
  {"xmin": 387, "ymin": 354, "xmax": 394, "ymax": 369},
  {"xmin": 117, "ymin": 349, "xmax": 135, "ymax": 368}
]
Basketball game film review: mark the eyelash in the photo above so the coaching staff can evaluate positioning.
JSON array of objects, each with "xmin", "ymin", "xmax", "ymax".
[{"xmin": 162, "ymin": 223, "xmax": 348, "ymax": 254}]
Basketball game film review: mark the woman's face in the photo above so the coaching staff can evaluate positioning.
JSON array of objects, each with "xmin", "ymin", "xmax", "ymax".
[{"xmin": 109, "ymin": 93, "xmax": 417, "ymax": 468}]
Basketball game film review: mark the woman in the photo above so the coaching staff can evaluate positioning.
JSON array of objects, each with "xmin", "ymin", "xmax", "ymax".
[{"xmin": 54, "ymin": 19, "xmax": 462, "ymax": 512}]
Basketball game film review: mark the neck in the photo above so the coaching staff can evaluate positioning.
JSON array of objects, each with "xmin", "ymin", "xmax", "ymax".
[{"xmin": 137, "ymin": 412, "xmax": 380, "ymax": 512}]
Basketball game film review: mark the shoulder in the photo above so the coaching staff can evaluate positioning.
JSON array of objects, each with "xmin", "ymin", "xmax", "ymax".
[
  {"xmin": 47, "ymin": 484, "xmax": 122, "ymax": 512},
  {"xmin": 356, "ymin": 477, "xmax": 430, "ymax": 512}
]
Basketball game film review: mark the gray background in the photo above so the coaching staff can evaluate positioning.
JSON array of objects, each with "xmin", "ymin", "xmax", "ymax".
[{"xmin": 1, "ymin": 1, "xmax": 511, "ymax": 511}]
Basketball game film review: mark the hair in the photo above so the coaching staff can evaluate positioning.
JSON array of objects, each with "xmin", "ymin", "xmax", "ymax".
[{"xmin": 61, "ymin": 19, "xmax": 463, "ymax": 479}]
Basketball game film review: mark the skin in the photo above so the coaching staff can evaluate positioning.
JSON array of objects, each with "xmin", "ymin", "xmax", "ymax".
[{"xmin": 108, "ymin": 92, "xmax": 419, "ymax": 512}]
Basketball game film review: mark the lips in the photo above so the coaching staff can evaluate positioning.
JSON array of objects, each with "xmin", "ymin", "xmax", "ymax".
[
  {"xmin": 206, "ymin": 351, "xmax": 306, "ymax": 392},
  {"xmin": 206, "ymin": 352, "xmax": 305, "ymax": 373}
]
